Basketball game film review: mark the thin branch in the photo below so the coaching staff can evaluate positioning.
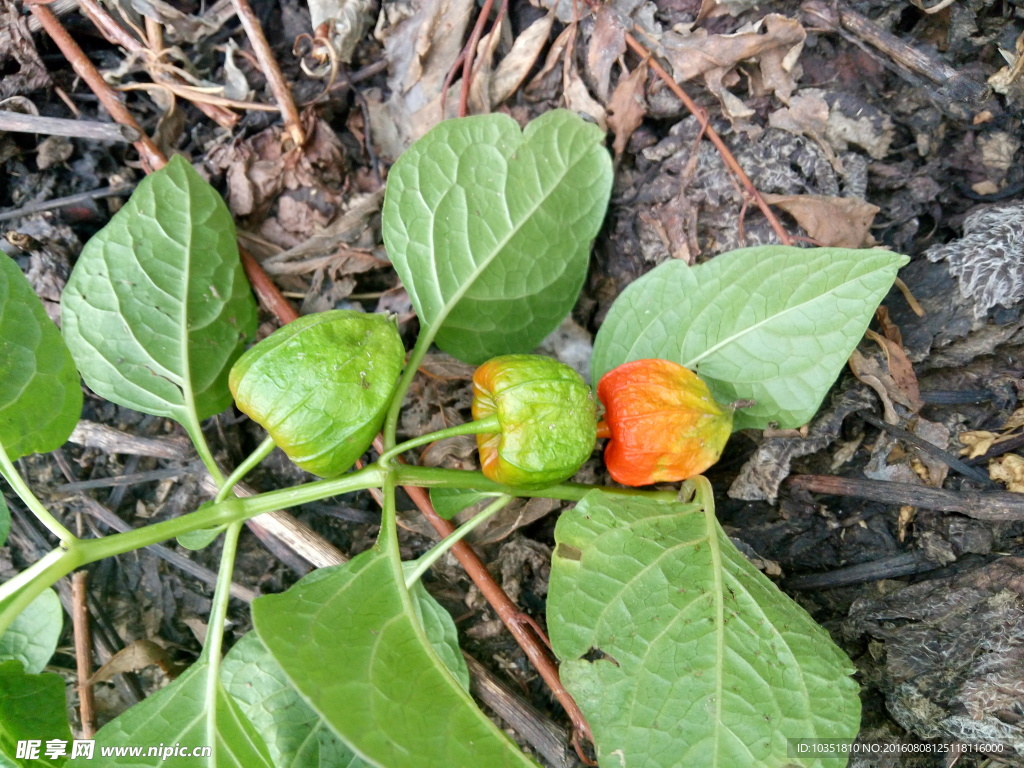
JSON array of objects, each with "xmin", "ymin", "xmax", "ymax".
[
  {"xmin": 229, "ymin": 0, "xmax": 305, "ymax": 146},
  {"xmin": 72, "ymin": 571, "xmax": 97, "ymax": 738},
  {"xmin": 0, "ymin": 183, "xmax": 136, "ymax": 223},
  {"xmin": 788, "ymin": 474, "xmax": 1024, "ymax": 521},
  {"xmin": 0, "ymin": 111, "xmax": 137, "ymax": 142},
  {"xmin": 26, "ymin": 1, "xmax": 165, "ymax": 172}
]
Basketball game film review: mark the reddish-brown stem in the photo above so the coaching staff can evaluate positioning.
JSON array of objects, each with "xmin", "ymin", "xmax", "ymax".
[
  {"xmin": 27, "ymin": 2, "xmax": 165, "ymax": 172},
  {"xmin": 72, "ymin": 571, "xmax": 97, "ymax": 738},
  {"xmin": 373, "ymin": 437, "xmax": 593, "ymax": 745},
  {"xmin": 457, "ymin": 0, "xmax": 506, "ymax": 117},
  {"xmin": 229, "ymin": 0, "xmax": 305, "ymax": 147},
  {"xmin": 240, "ymin": 246, "xmax": 299, "ymax": 323},
  {"xmin": 622, "ymin": 32, "xmax": 794, "ymax": 246}
]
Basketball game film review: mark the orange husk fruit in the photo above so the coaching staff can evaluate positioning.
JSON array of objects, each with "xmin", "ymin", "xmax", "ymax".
[{"xmin": 596, "ymin": 359, "xmax": 733, "ymax": 486}]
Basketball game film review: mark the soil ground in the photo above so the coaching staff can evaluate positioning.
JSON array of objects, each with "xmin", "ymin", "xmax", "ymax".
[{"xmin": 2, "ymin": 0, "xmax": 1024, "ymax": 765}]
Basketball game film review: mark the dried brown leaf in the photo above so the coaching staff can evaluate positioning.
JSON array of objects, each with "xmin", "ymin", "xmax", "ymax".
[
  {"xmin": 849, "ymin": 348, "xmax": 900, "ymax": 424},
  {"xmin": 89, "ymin": 639, "xmax": 183, "ymax": 684},
  {"xmin": 524, "ymin": 24, "xmax": 572, "ymax": 101},
  {"xmin": 866, "ymin": 329, "xmax": 923, "ymax": 413},
  {"xmin": 587, "ymin": 4, "xmax": 628, "ymax": 102},
  {"xmin": 607, "ymin": 61, "xmax": 648, "ymax": 157},
  {"xmin": 490, "ymin": 10, "xmax": 556, "ymax": 105},
  {"xmin": 562, "ymin": 24, "xmax": 606, "ymax": 129},
  {"xmin": 468, "ymin": 20, "xmax": 504, "ymax": 114},
  {"xmin": 660, "ymin": 14, "xmax": 805, "ymax": 82},
  {"xmin": 761, "ymin": 192, "xmax": 879, "ymax": 248}
]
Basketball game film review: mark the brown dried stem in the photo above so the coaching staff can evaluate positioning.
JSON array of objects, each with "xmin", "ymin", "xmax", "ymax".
[
  {"xmin": 229, "ymin": 0, "xmax": 305, "ymax": 147},
  {"xmin": 71, "ymin": 571, "xmax": 97, "ymax": 738},
  {"xmin": 27, "ymin": 1, "xmax": 165, "ymax": 172},
  {"xmin": 74, "ymin": 0, "xmax": 239, "ymax": 128},
  {"xmin": 622, "ymin": 32, "xmax": 795, "ymax": 246}
]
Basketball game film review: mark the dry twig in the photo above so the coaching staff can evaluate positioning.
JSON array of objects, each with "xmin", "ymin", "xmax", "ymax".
[
  {"xmin": 229, "ymin": 0, "xmax": 305, "ymax": 146},
  {"xmin": 72, "ymin": 571, "xmax": 97, "ymax": 738}
]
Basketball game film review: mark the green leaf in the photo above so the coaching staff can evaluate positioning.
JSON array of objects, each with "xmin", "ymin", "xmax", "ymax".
[
  {"xmin": 428, "ymin": 488, "xmax": 497, "ymax": 520},
  {"xmin": 0, "ymin": 661, "xmax": 72, "ymax": 768},
  {"xmin": 176, "ymin": 526, "xmax": 225, "ymax": 551},
  {"xmin": 61, "ymin": 155, "xmax": 258, "ymax": 442},
  {"xmin": 405, "ymin": 567, "xmax": 471, "ymax": 691},
  {"xmin": 382, "ymin": 110, "xmax": 612, "ymax": 363},
  {"xmin": 253, "ymin": 549, "xmax": 538, "ymax": 768},
  {"xmin": 0, "ymin": 589, "xmax": 62, "ymax": 674},
  {"xmin": 0, "ymin": 254, "xmax": 81, "ymax": 460},
  {"xmin": 74, "ymin": 660, "xmax": 273, "ymax": 767},
  {"xmin": 221, "ymin": 633, "xmax": 368, "ymax": 768},
  {"xmin": 548, "ymin": 487, "xmax": 860, "ymax": 768},
  {"xmin": 591, "ymin": 246, "xmax": 909, "ymax": 429}
]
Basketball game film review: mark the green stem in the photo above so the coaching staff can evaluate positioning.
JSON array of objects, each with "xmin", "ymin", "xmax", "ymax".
[
  {"xmin": 0, "ymin": 547, "xmax": 82, "ymax": 639},
  {"xmin": 377, "ymin": 416, "xmax": 500, "ymax": 469},
  {"xmin": 185, "ymin": 419, "xmax": 226, "ymax": 488},
  {"xmin": 0, "ymin": 443, "xmax": 76, "ymax": 544},
  {"xmin": 215, "ymin": 436, "xmax": 276, "ymax": 504},
  {"xmin": 202, "ymin": 465, "xmax": 386, "ymax": 520},
  {"xmin": 404, "ymin": 495, "xmax": 511, "ymax": 588},
  {"xmin": 391, "ymin": 465, "xmax": 680, "ymax": 503},
  {"xmin": 382, "ymin": 332, "xmax": 435, "ymax": 451},
  {"xmin": 195, "ymin": 464, "xmax": 676, "ymax": 524},
  {"xmin": 202, "ymin": 520, "xmax": 243, "ymax": 761}
]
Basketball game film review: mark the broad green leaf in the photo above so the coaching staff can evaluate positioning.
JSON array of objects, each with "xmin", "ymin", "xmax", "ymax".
[
  {"xmin": 591, "ymin": 246, "xmax": 909, "ymax": 429},
  {"xmin": 0, "ymin": 254, "xmax": 81, "ymax": 460},
  {"xmin": 548, "ymin": 487, "xmax": 860, "ymax": 768},
  {"xmin": 74, "ymin": 660, "xmax": 272, "ymax": 767},
  {"xmin": 253, "ymin": 548, "xmax": 538, "ymax": 768},
  {"xmin": 61, "ymin": 155, "xmax": 257, "ymax": 441},
  {"xmin": 0, "ymin": 588, "xmax": 61, "ymax": 674},
  {"xmin": 382, "ymin": 110, "xmax": 612, "ymax": 363},
  {"xmin": 428, "ymin": 488, "xmax": 497, "ymax": 520},
  {"xmin": 221, "ymin": 633, "xmax": 367, "ymax": 768},
  {"xmin": 0, "ymin": 661, "xmax": 72, "ymax": 768}
]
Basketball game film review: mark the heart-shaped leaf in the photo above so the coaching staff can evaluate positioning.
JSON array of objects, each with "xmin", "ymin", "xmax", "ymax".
[
  {"xmin": 382, "ymin": 110, "xmax": 612, "ymax": 363},
  {"xmin": 548, "ymin": 486, "xmax": 860, "ymax": 767},
  {"xmin": 253, "ymin": 548, "xmax": 537, "ymax": 768},
  {"xmin": 61, "ymin": 155, "xmax": 257, "ymax": 444},
  {"xmin": 592, "ymin": 246, "xmax": 908, "ymax": 429},
  {"xmin": 0, "ymin": 254, "xmax": 81, "ymax": 460}
]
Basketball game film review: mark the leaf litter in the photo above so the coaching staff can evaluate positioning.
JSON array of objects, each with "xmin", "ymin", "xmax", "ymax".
[{"xmin": 3, "ymin": 0, "xmax": 1024, "ymax": 761}]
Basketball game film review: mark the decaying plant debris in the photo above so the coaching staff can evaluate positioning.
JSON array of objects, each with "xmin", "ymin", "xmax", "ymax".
[{"xmin": 1, "ymin": 0, "xmax": 1023, "ymax": 763}]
